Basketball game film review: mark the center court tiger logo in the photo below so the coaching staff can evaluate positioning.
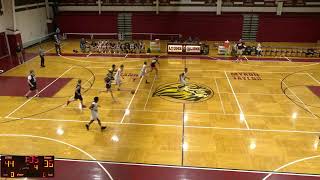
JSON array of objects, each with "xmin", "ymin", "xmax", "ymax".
[{"xmin": 152, "ymin": 82, "xmax": 214, "ymax": 103}]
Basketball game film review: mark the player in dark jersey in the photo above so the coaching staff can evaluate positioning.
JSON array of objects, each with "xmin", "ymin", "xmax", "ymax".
[
  {"xmin": 235, "ymin": 40, "xmax": 246, "ymax": 63},
  {"xmin": 25, "ymin": 70, "xmax": 39, "ymax": 98},
  {"xmin": 100, "ymin": 74, "xmax": 116, "ymax": 102},
  {"xmin": 66, "ymin": 79, "xmax": 86, "ymax": 109},
  {"xmin": 107, "ymin": 64, "xmax": 116, "ymax": 79},
  {"xmin": 150, "ymin": 56, "xmax": 160, "ymax": 77}
]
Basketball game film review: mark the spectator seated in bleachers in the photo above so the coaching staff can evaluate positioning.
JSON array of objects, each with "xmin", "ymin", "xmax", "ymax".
[
  {"xmin": 243, "ymin": 46, "xmax": 256, "ymax": 56},
  {"xmin": 76, "ymin": 38, "xmax": 146, "ymax": 55},
  {"xmin": 305, "ymin": 48, "xmax": 316, "ymax": 57},
  {"xmin": 256, "ymin": 43, "xmax": 262, "ymax": 56},
  {"xmin": 80, "ymin": 38, "xmax": 86, "ymax": 53}
]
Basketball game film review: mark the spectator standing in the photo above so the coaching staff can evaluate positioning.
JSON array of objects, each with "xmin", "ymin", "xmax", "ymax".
[
  {"xmin": 16, "ymin": 42, "xmax": 24, "ymax": 64},
  {"xmin": 39, "ymin": 47, "xmax": 45, "ymax": 68},
  {"xmin": 224, "ymin": 40, "xmax": 230, "ymax": 55},
  {"xmin": 54, "ymin": 34, "xmax": 61, "ymax": 55},
  {"xmin": 80, "ymin": 38, "xmax": 86, "ymax": 53}
]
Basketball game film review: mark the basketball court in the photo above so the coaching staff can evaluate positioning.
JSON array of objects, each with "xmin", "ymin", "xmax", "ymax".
[{"xmin": 1, "ymin": 39, "xmax": 320, "ymax": 179}]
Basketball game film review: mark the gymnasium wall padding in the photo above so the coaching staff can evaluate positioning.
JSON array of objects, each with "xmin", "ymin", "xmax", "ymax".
[
  {"xmin": 0, "ymin": 32, "xmax": 8, "ymax": 57},
  {"xmin": 132, "ymin": 12, "xmax": 243, "ymax": 41},
  {"xmin": 56, "ymin": 12, "xmax": 118, "ymax": 33},
  {"xmin": 257, "ymin": 14, "xmax": 320, "ymax": 42}
]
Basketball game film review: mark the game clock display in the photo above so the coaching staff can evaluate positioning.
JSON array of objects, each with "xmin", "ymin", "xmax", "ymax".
[{"xmin": 1, "ymin": 155, "xmax": 54, "ymax": 178}]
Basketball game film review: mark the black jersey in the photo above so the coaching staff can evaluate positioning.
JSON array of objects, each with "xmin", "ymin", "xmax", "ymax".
[
  {"xmin": 28, "ymin": 75, "xmax": 36, "ymax": 86},
  {"xmin": 108, "ymin": 68, "xmax": 115, "ymax": 75},
  {"xmin": 75, "ymin": 84, "xmax": 81, "ymax": 94},
  {"xmin": 151, "ymin": 58, "xmax": 158, "ymax": 67},
  {"xmin": 104, "ymin": 76, "xmax": 112, "ymax": 89},
  {"xmin": 28, "ymin": 74, "xmax": 37, "ymax": 90},
  {"xmin": 107, "ymin": 68, "xmax": 115, "ymax": 80}
]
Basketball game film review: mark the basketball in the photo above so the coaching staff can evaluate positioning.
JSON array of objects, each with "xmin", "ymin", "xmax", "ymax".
[{"xmin": 131, "ymin": 90, "xmax": 135, "ymax": 94}]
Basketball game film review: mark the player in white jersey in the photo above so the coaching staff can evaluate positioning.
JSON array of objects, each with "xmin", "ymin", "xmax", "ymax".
[
  {"xmin": 134, "ymin": 61, "xmax": 149, "ymax": 84},
  {"xmin": 177, "ymin": 68, "xmax": 189, "ymax": 91},
  {"xmin": 85, "ymin": 97, "xmax": 106, "ymax": 131},
  {"xmin": 114, "ymin": 64, "xmax": 124, "ymax": 91}
]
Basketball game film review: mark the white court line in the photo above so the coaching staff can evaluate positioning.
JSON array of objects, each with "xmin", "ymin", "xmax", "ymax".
[
  {"xmin": 86, "ymin": 67, "xmax": 309, "ymax": 74},
  {"xmin": 62, "ymin": 106, "xmax": 313, "ymax": 119},
  {"xmin": 86, "ymin": 52, "xmax": 92, "ymax": 57},
  {"xmin": 5, "ymin": 116, "xmax": 320, "ymax": 134},
  {"xmin": 284, "ymin": 56, "xmax": 292, "ymax": 62},
  {"xmin": 95, "ymin": 72, "xmax": 224, "ymax": 79},
  {"xmin": 307, "ymin": 73, "xmax": 320, "ymax": 85},
  {"xmin": 3, "ymin": 43, "xmax": 65, "ymax": 74},
  {"xmin": 224, "ymin": 71, "xmax": 250, "ymax": 129},
  {"xmin": 262, "ymin": 155, "xmax": 320, "ymax": 180},
  {"xmin": 244, "ymin": 55, "xmax": 249, "ymax": 61},
  {"xmin": 57, "ymin": 158, "xmax": 320, "ymax": 178},
  {"xmin": 60, "ymin": 55, "xmax": 143, "ymax": 64},
  {"xmin": 0, "ymin": 134, "xmax": 113, "ymax": 180},
  {"xmin": 5, "ymin": 66, "xmax": 74, "ymax": 118},
  {"xmin": 144, "ymin": 75, "xmax": 156, "ymax": 110},
  {"xmin": 220, "ymin": 92, "xmax": 284, "ymax": 96},
  {"xmin": 214, "ymin": 78, "xmax": 225, "ymax": 114},
  {"xmin": 282, "ymin": 80, "xmax": 317, "ymax": 119},
  {"xmin": 81, "ymin": 75, "xmax": 94, "ymax": 89},
  {"xmin": 120, "ymin": 77, "xmax": 144, "ymax": 123},
  {"xmin": 241, "ymin": 62, "xmax": 319, "ymax": 68}
]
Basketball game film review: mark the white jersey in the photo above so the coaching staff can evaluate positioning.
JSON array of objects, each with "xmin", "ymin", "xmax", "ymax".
[
  {"xmin": 180, "ymin": 71, "xmax": 187, "ymax": 81},
  {"xmin": 114, "ymin": 68, "xmax": 122, "ymax": 80},
  {"xmin": 28, "ymin": 75, "xmax": 36, "ymax": 82},
  {"xmin": 139, "ymin": 64, "xmax": 147, "ymax": 77},
  {"xmin": 114, "ymin": 68, "xmax": 123, "ymax": 85},
  {"xmin": 91, "ymin": 102, "xmax": 98, "ymax": 112},
  {"xmin": 141, "ymin": 64, "xmax": 147, "ymax": 73},
  {"xmin": 90, "ymin": 101, "xmax": 99, "ymax": 120}
]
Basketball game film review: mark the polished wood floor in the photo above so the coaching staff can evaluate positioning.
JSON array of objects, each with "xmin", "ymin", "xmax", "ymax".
[{"xmin": 1, "ymin": 40, "xmax": 320, "ymax": 176}]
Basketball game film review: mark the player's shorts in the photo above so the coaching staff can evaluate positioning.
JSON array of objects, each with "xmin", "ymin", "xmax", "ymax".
[
  {"xmin": 29, "ymin": 83, "xmax": 37, "ymax": 91},
  {"xmin": 180, "ymin": 79, "xmax": 187, "ymax": 86},
  {"xmin": 151, "ymin": 63, "xmax": 156, "ymax": 68},
  {"xmin": 139, "ymin": 70, "xmax": 146, "ymax": 77},
  {"xmin": 106, "ymin": 83, "xmax": 111, "ymax": 89},
  {"xmin": 90, "ymin": 111, "xmax": 99, "ymax": 120},
  {"xmin": 115, "ymin": 77, "xmax": 121, "ymax": 85},
  {"xmin": 237, "ymin": 49, "xmax": 243, "ymax": 56},
  {"xmin": 74, "ymin": 93, "xmax": 83, "ymax": 101}
]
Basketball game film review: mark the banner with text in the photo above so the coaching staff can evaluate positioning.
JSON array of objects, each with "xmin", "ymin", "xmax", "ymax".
[
  {"xmin": 167, "ymin": 45, "xmax": 183, "ymax": 53},
  {"xmin": 186, "ymin": 45, "xmax": 201, "ymax": 53},
  {"xmin": 167, "ymin": 44, "xmax": 201, "ymax": 54}
]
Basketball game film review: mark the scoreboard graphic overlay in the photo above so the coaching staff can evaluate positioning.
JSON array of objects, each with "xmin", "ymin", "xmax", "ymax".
[{"xmin": 1, "ymin": 155, "xmax": 54, "ymax": 178}]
